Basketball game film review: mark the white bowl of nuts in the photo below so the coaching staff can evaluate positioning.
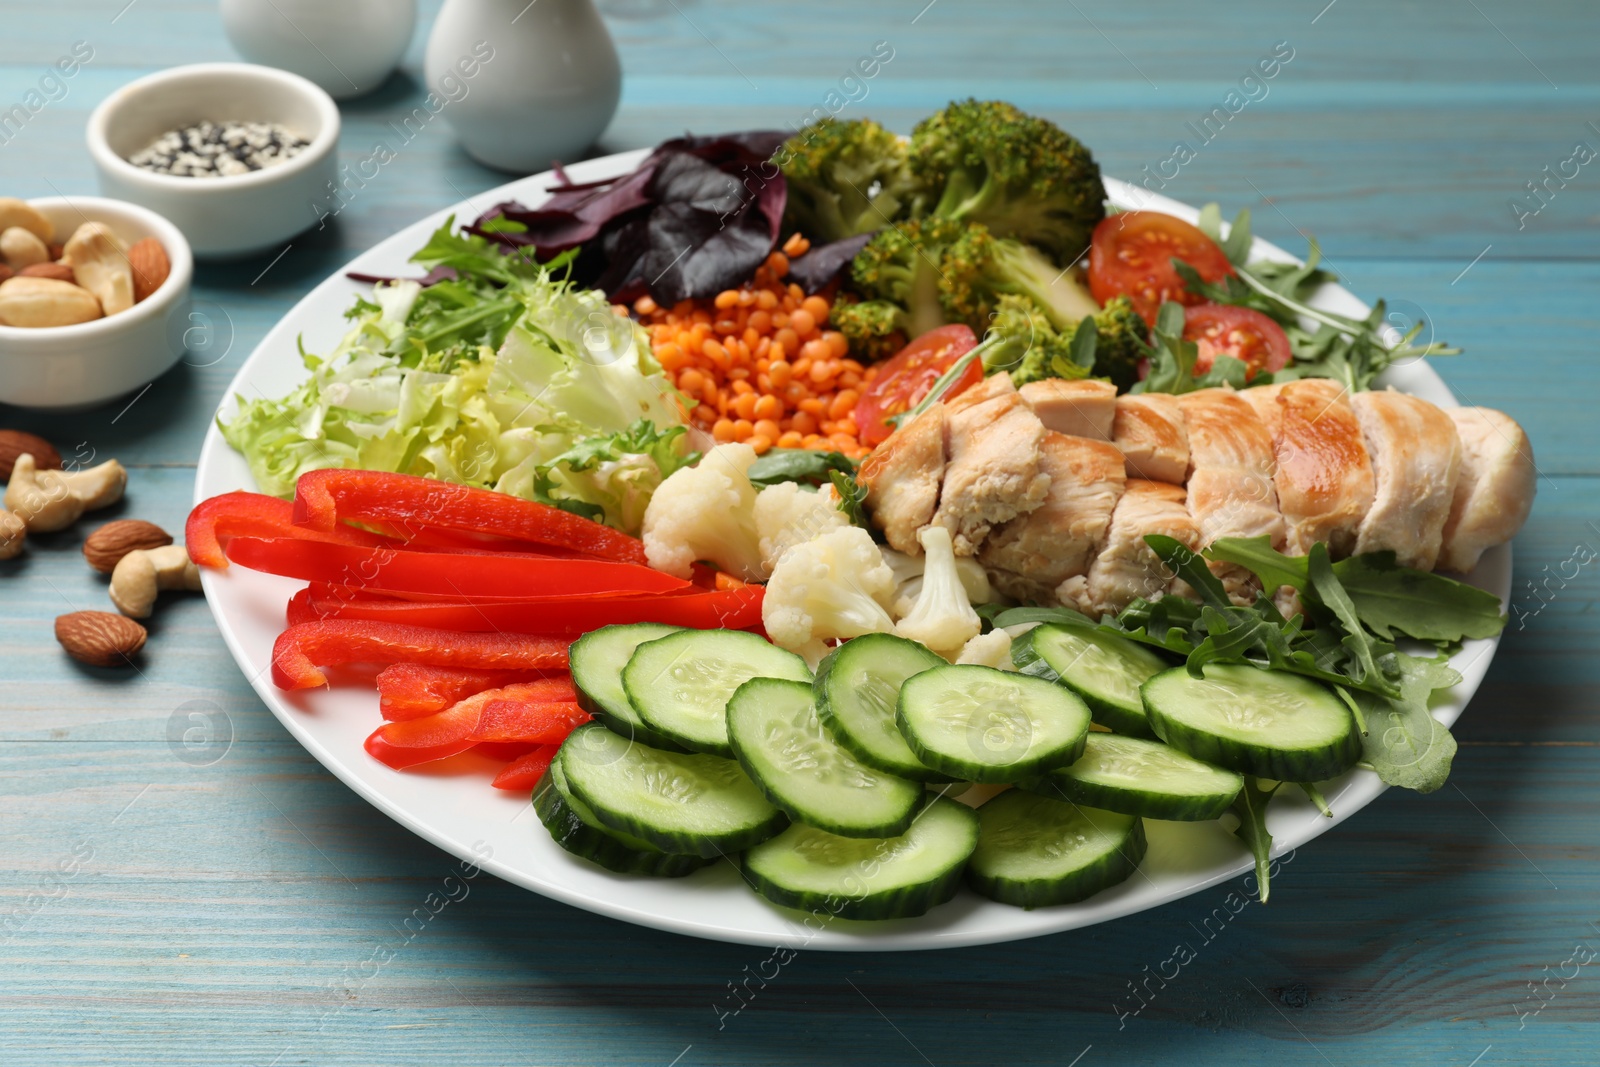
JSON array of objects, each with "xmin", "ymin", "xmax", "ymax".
[
  {"xmin": 0, "ymin": 195, "xmax": 193, "ymax": 411},
  {"xmin": 86, "ymin": 63, "xmax": 341, "ymax": 258}
]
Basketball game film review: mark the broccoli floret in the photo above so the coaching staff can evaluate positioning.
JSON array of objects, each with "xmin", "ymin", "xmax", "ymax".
[
  {"xmin": 909, "ymin": 99, "xmax": 1107, "ymax": 262},
  {"xmin": 1087, "ymin": 295, "xmax": 1150, "ymax": 390},
  {"xmin": 831, "ymin": 299, "xmax": 907, "ymax": 363},
  {"xmin": 983, "ymin": 295, "xmax": 1075, "ymax": 382},
  {"xmin": 849, "ymin": 217, "xmax": 966, "ymax": 339},
  {"xmin": 780, "ymin": 118, "xmax": 922, "ymax": 244},
  {"xmin": 985, "ymin": 293, "xmax": 1149, "ymax": 389},
  {"xmin": 936, "ymin": 222, "xmax": 1099, "ymax": 334}
]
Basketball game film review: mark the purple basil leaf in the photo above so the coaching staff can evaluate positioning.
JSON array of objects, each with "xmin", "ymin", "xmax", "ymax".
[
  {"xmin": 642, "ymin": 201, "xmax": 775, "ymax": 304},
  {"xmin": 786, "ymin": 232, "xmax": 876, "ymax": 293},
  {"xmin": 345, "ymin": 264, "xmax": 459, "ymax": 287}
]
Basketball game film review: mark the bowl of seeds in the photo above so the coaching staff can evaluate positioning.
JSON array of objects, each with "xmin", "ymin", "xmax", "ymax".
[{"xmin": 86, "ymin": 63, "xmax": 340, "ymax": 258}]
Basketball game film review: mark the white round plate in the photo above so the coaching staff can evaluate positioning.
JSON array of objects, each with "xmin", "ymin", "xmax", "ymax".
[{"xmin": 196, "ymin": 158, "xmax": 1509, "ymax": 950}]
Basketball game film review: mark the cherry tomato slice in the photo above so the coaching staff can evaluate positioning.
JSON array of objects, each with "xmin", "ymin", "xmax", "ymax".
[
  {"xmin": 1182, "ymin": 304, "xmax": 1293, "ymax": 380},
  {"xmin": 1088, "ymin": 211, "xmax": 1234, "ymax": 323},
  {"xmin": 853, "ymin": 324, "xmax": 980, "ymax": 447}
]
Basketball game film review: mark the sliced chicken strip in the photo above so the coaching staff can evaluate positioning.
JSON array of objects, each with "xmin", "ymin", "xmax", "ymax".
[
  {"xmin": 946, "ymin": 370, "xmax": 1015, "ymax": 412},
  {"xmin": 981, "ymin": 431, "xmax": 1126, "ymax": 602},
  {"xmin": 1242, "ymin": 379, "xmax": 1375, "ymax": 558},
  {"xmin": 1113, "ymin": 393, "xmax": 1189, "ymax": 485},
  {"xmin": 1177, "ymin": 388, "xmax": 1286, "ymax": 603},
  {"xmin": 1019, "ymin": 379, "xmax": 1117, "ymax": 441},
  {"xmin": 858, "ymin": 403, "xmax": 947, "ymax": 556},
  {"xmin": 1060, "ymin": 479, "xmax": 1202, "ymax": 617},
  {"xmin": 932, "ymin": 390, "xmax": 1051, "ymax": 556},
  {"xmin": 1351, "ymin": 389, "xmax": 1462, "ymax": 571},
  {"xmin": 1439, "ymin": 407, "xmax": 1537, "ymax": 573}
]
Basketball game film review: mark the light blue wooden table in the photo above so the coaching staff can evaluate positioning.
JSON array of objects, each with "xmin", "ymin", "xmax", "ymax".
[{"xmin": 3, "ymin": 3, "xmax": 1597, "ymax": 1064}]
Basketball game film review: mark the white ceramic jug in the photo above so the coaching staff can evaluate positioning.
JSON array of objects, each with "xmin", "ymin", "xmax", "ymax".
[
  {"xmin": 424, "ymin": 0, "xmax": 622, "ymax": 173},
  {"xmin": 221, "ymin": 0, "xmax": 417, "ymax": 100}
]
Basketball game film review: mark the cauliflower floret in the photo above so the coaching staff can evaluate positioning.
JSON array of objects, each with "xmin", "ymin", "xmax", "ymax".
[
  {"xmin": 955, "ymin": 629, "xmax": 1015, "ymax": 669},
  {"xmin": 754, "ymin": 482, "xmax": 848, "ymax": 573},
  {"xmin": 881, "ymin": 545, "xmax": 994, "ymax": 617},
  {"xmin": 763, "ymin": 526, "xmax": 898, "ymax": 664},
  {"xmin": 641, "ymin": 443, "xmax": 765, "ymax": 581},
  {"xmin": 895, "ymin": 526, "xmax": 982, "ymax": 654}
]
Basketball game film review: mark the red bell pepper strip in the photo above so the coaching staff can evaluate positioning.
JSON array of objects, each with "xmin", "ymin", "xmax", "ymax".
[
  {"xmin": 271, "ymin": 620, "xmax": 568, "ymax": 690},
  {"xmin": 491, "ymin": 744, "xmax": 560, "ymax": 791},
  {"xmin": 228, "ymin": 537, "xmax": 689, "ymax": 598},
  {"xmin": 187, "ymin": 491, "xmax": 395, "ymax": 569},
  {"xmin": 469, "ymin": 698, "xmax": 589, "ymax": 743},
  {"xmin": 292, "ymin": 468, "xmax": 648, "ymax": 565},
  {"xmin": 293, "ymin": 583, "xmax": 765, "ymax": 633},
  {"xmin": 286, "ymin": 588, "xmax": 316, "ymax": 627},
  {"xmin": 474, "ymin": 741, "xmax": 542, "ymax": 762},
  {"xmin": 364, "ymin": 729, "xmax": 478, "ymax": 770},
  {"xmin": 373, "ymin": 691, "xmax": 486, "ymax": 748},
  {"xmin": 376, "ymin": 664, "xmax": 569, "ymax": 720}
]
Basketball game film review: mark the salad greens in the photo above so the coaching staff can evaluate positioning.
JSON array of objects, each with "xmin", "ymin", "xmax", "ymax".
[{"xmin": 220, "ymin": 220, "xmax": 688, "ymax": 532}]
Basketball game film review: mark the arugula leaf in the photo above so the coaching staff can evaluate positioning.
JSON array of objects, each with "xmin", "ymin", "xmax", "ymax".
[
  {"xmin": 1231, "ymin": 777, "xmax": 1281, "ymax": 903},
  {"xmin": 990, "ymin": 605, "xmax": 1101, "ymax": 631},
  {"xmin": 829, "ymin": 470, "xmax": 871, "ymax": 529},
  {"xmin": 1298, "ymin": 782, "xmax": 1333, "ymax": 818},
  {"xmin": 1304, "ymin": 543, "xmax": 1387, "ymax": 693},
  {"xmin": 1327, "ymin": 553, "xmax": 1505, "ymax": 641},
  {"xmin": 1202, "ymin": 536, "xmax": 1309, "ymax": 593},
  {"xmin": 1131, "ymin": 301, "xmax": 1261, "ymax": 396},
  {"xmin": 1111, "ymin": 595, "xmax": 1204, "ymax": 655},
  {"xmin": 1145, "ymin": 534, "xmax": 1231, "ymax": 608},
  {"xmin": 746, "ymin": 448, "xmax": 857, "ymax": 488},
  {"xmin": 1349, "ymin": 653, "xmax": 1461, "ymax": 793}
]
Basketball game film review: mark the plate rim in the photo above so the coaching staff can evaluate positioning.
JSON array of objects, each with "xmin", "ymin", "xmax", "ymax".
[{"xmin": 194, "ymin": 159, "xmax": 1508, "ymax": 951}]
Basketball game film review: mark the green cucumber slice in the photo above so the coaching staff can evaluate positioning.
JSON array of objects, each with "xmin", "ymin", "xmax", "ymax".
[
  {"xmin": 1026, "ymin": 732, "xmax": 1243, "ymax": 821},
  {"xmin": 623, "ymin": 629, "xmax": 811, "ymax": 756},
  {"xmin": 897, "ymin": 665, "xmax": 1091, "ymax": 783},
  {"xmin": 534, "ymin": 763, "xmax": 710, "ymax": 878},
  {"xmin": 967, "ymin": 790, "xmax": 1146, "ymax": 908},
  {"xmin": 814, "ymin": 633, "xmax": 949, "ymax": 781},
  {"xmin": 743, "ymin": 795, "xmax": 979, "ymax": 921},
  {"xmin": 569, "ymin": 622, "xmax": 687, "ymax": 751},
  {"xmin": 556, "ymin": 723, "xmax": 786, "ymax": 857},
  {"xmin": 1141, "ymin": 664, "xmax": 1361, "ymax": 782},
  {"xmin": 1011, "ymin": 623, "xmax": 1170, "ymax": 738},
  {"xmin": 726, "ymin": 677, "xmax": 922, "ymax": 838}
]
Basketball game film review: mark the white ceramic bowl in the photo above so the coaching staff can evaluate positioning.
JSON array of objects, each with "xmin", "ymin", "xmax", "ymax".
[
  {"xmin": 0, "ymin": 196, "xmax": 193, "ymax": 411},
  {"xmin": 86, "ymin": 63, "xmax": 340, "ymax": 258}
]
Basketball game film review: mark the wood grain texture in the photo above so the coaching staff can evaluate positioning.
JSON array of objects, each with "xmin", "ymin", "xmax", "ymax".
[{"xmin": 2, "ymin": 1, "xmax": 1598, "ymax": 1064}]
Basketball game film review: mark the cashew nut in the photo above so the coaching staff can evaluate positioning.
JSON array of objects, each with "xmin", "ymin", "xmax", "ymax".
[
  {"xmin": 0, "ymin": 276, "xmax": 103, "ymax": 328},
  {"xmin": 0, "ymin": 509, "xmax": 24, "ymax": 559},
  {"xmin": 64, "ymin": 222, "xmax": 133, "ymax": 317},
  {"xmin": 3, "ymin": 453, "xmax": 127, "ymax": 532},
  {"xmin": 0, "ymin": 198, "xmax": 53, "ymax": 244},
  {"xmin": 1, "ymin": 227, "xmax": 49, "ymax": 269},
  {"xmin": 110, "ymin": 543, "xmax": 201, "ymax": 618}
]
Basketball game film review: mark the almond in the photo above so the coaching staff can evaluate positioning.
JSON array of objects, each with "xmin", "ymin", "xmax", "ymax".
[
  {"xmin": 48, "ymin": 244, "xmax": 63, "ymax": 261},
  {"xmin": 128, "ymin": 237, "xmax": 171, "ymax": 303},
  {"xmin": 83, "ymin": 518, "xmax": 173, "ymax": 574},
  {"xmin": 55, "ymin": 610, "xmax": 147, "ymax": 667},
  {"xmin": 0, "ymin": 429, "xmax": 62, "ymax": 480},
  {"xmin": 19, "ymin": 262, "xmax": 75, "ymax": 283},
  {"xmin": 0, "ymin": 264, "xmax": 9, "ymax": 284}
]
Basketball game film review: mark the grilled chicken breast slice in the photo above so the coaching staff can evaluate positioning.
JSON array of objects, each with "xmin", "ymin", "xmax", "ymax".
[
  {"xmin": 1439, "ymin": 406, "xmax": 1537, "ymax": 573},
  {"xmin": 1060, "ymin": 479, "xmax": 1202, "ymax": 617},
  {"xmin": 981, "ymin": 431, "xmax": 1126, "ymax": 601},
  {"xmin": 858, "ymin": 403, "xmax": 948, "ymax": 555},
  {"xmin": 1019, "ymin": 379, "xmax": 1117, "ymax": 441},
  {"xmin": 1242, "ymin": 379, "xmax": 1376, "ymax": 558},
  {"xmin": 1113, "ymin": 393, "xmax": 1189, "ymax": 485},
  {"xmin": 1350, "ymin": 389, "xmax": 1462, "ymax": 571},
  {"xmin": 932, "ymin": 390, "xmax": 1051, "ymax": 555}
]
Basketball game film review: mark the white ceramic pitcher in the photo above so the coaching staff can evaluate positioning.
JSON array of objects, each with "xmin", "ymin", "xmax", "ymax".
[
  {"xmin": 221, "ymin": 0, "xmax": 417, "ymax": 100},
  {"xmin": 424, "ymin": 0, "xmax": 622, "ymax": 173}
]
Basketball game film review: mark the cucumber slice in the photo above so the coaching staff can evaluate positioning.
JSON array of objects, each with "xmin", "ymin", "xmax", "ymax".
[
  {"xmin": 814, "ymin": 634, "xmax": 949, "ymax": 781},
  {"xmin": 1011, "ymin": 623, "xmax": 1169, "ymax": 738},
  {"xmin": 557, "ymin": 723, "xmax": 786, "ymax": 857},
  {"xmin": 743, "ymin": 796, "xmax": 978, "ymax": 921},
  {"xmin": 623, "ymin": 629, "xmax": 811, "ymax": 756},
  {"xmin": 727, "ymin": 678, "xmax": 922, "ymax": 838},
  {"xmin": 897, "ymin": 665, "xmax": 1091, "ymax": 783},
  {"xmin": 812, "ymin": 633, "xmax": 947, "ymax": 783},
  {"xmin": 1025, "ymin": 733, "xmax": 1244, "ymax": 821},
  {"xmin": 570, "ymin": 622, "xmax": 687, "ymax": 751},
  {"xmin": 534, "ymin": 763, "xmax": 711, "ymax": 878},
  {"xmin": 967, "ymin": 790, "xmax": 1146, "ymax": 908},
  {"xmin": 1141, "ymin": 664, "xmax": 1361, "ymax": 782}
]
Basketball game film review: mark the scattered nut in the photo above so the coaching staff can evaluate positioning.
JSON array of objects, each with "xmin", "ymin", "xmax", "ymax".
[
  {"xmin": 1, "ymin": 226, "xmax": 48, "ymax": 269},
  {"xmin": 0, "ymin": 276, "xmax": 103, "ymax": 328},
  {"xmin": 84, "ymin": 518, "xmax": 173, "ymax": 573},
  {"xmin": 4, "ymin": 453, "xmax": 126, "ymax": 532},
  {"xmin": 0, "ymin": 264, "xmax": 10, "ymax": 283},
  {"xmin": 65, "ymin": 222, "xmax": 133, "ymax": 317},
  {"xmin": 128, "ymin": 237, "xmax": 171, "ymax": 303},
  {"xmin": 0, "ymin": 197, "xmax": 53, "ymax": 245},
  {"xmin": 0, "ymin": 509, "xmax": 24, "ymax": 559},
  {"xmin": 55, "ymin": 610, "xmax": 147, "ymax": 667},
  {"xmin": 110, "ymin": 543, "xmax": 201, "ymax": 618},
  {"xmin": 48, "ymin": 243, "xmax": 64, "ymax": 261},
  {"xmin": 18, "ymin": 262, "xmax": 75, "ymax": 283},
  {"xmin": 0, "ymin": 429, "xmax": 62, "ymax": 479}
]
